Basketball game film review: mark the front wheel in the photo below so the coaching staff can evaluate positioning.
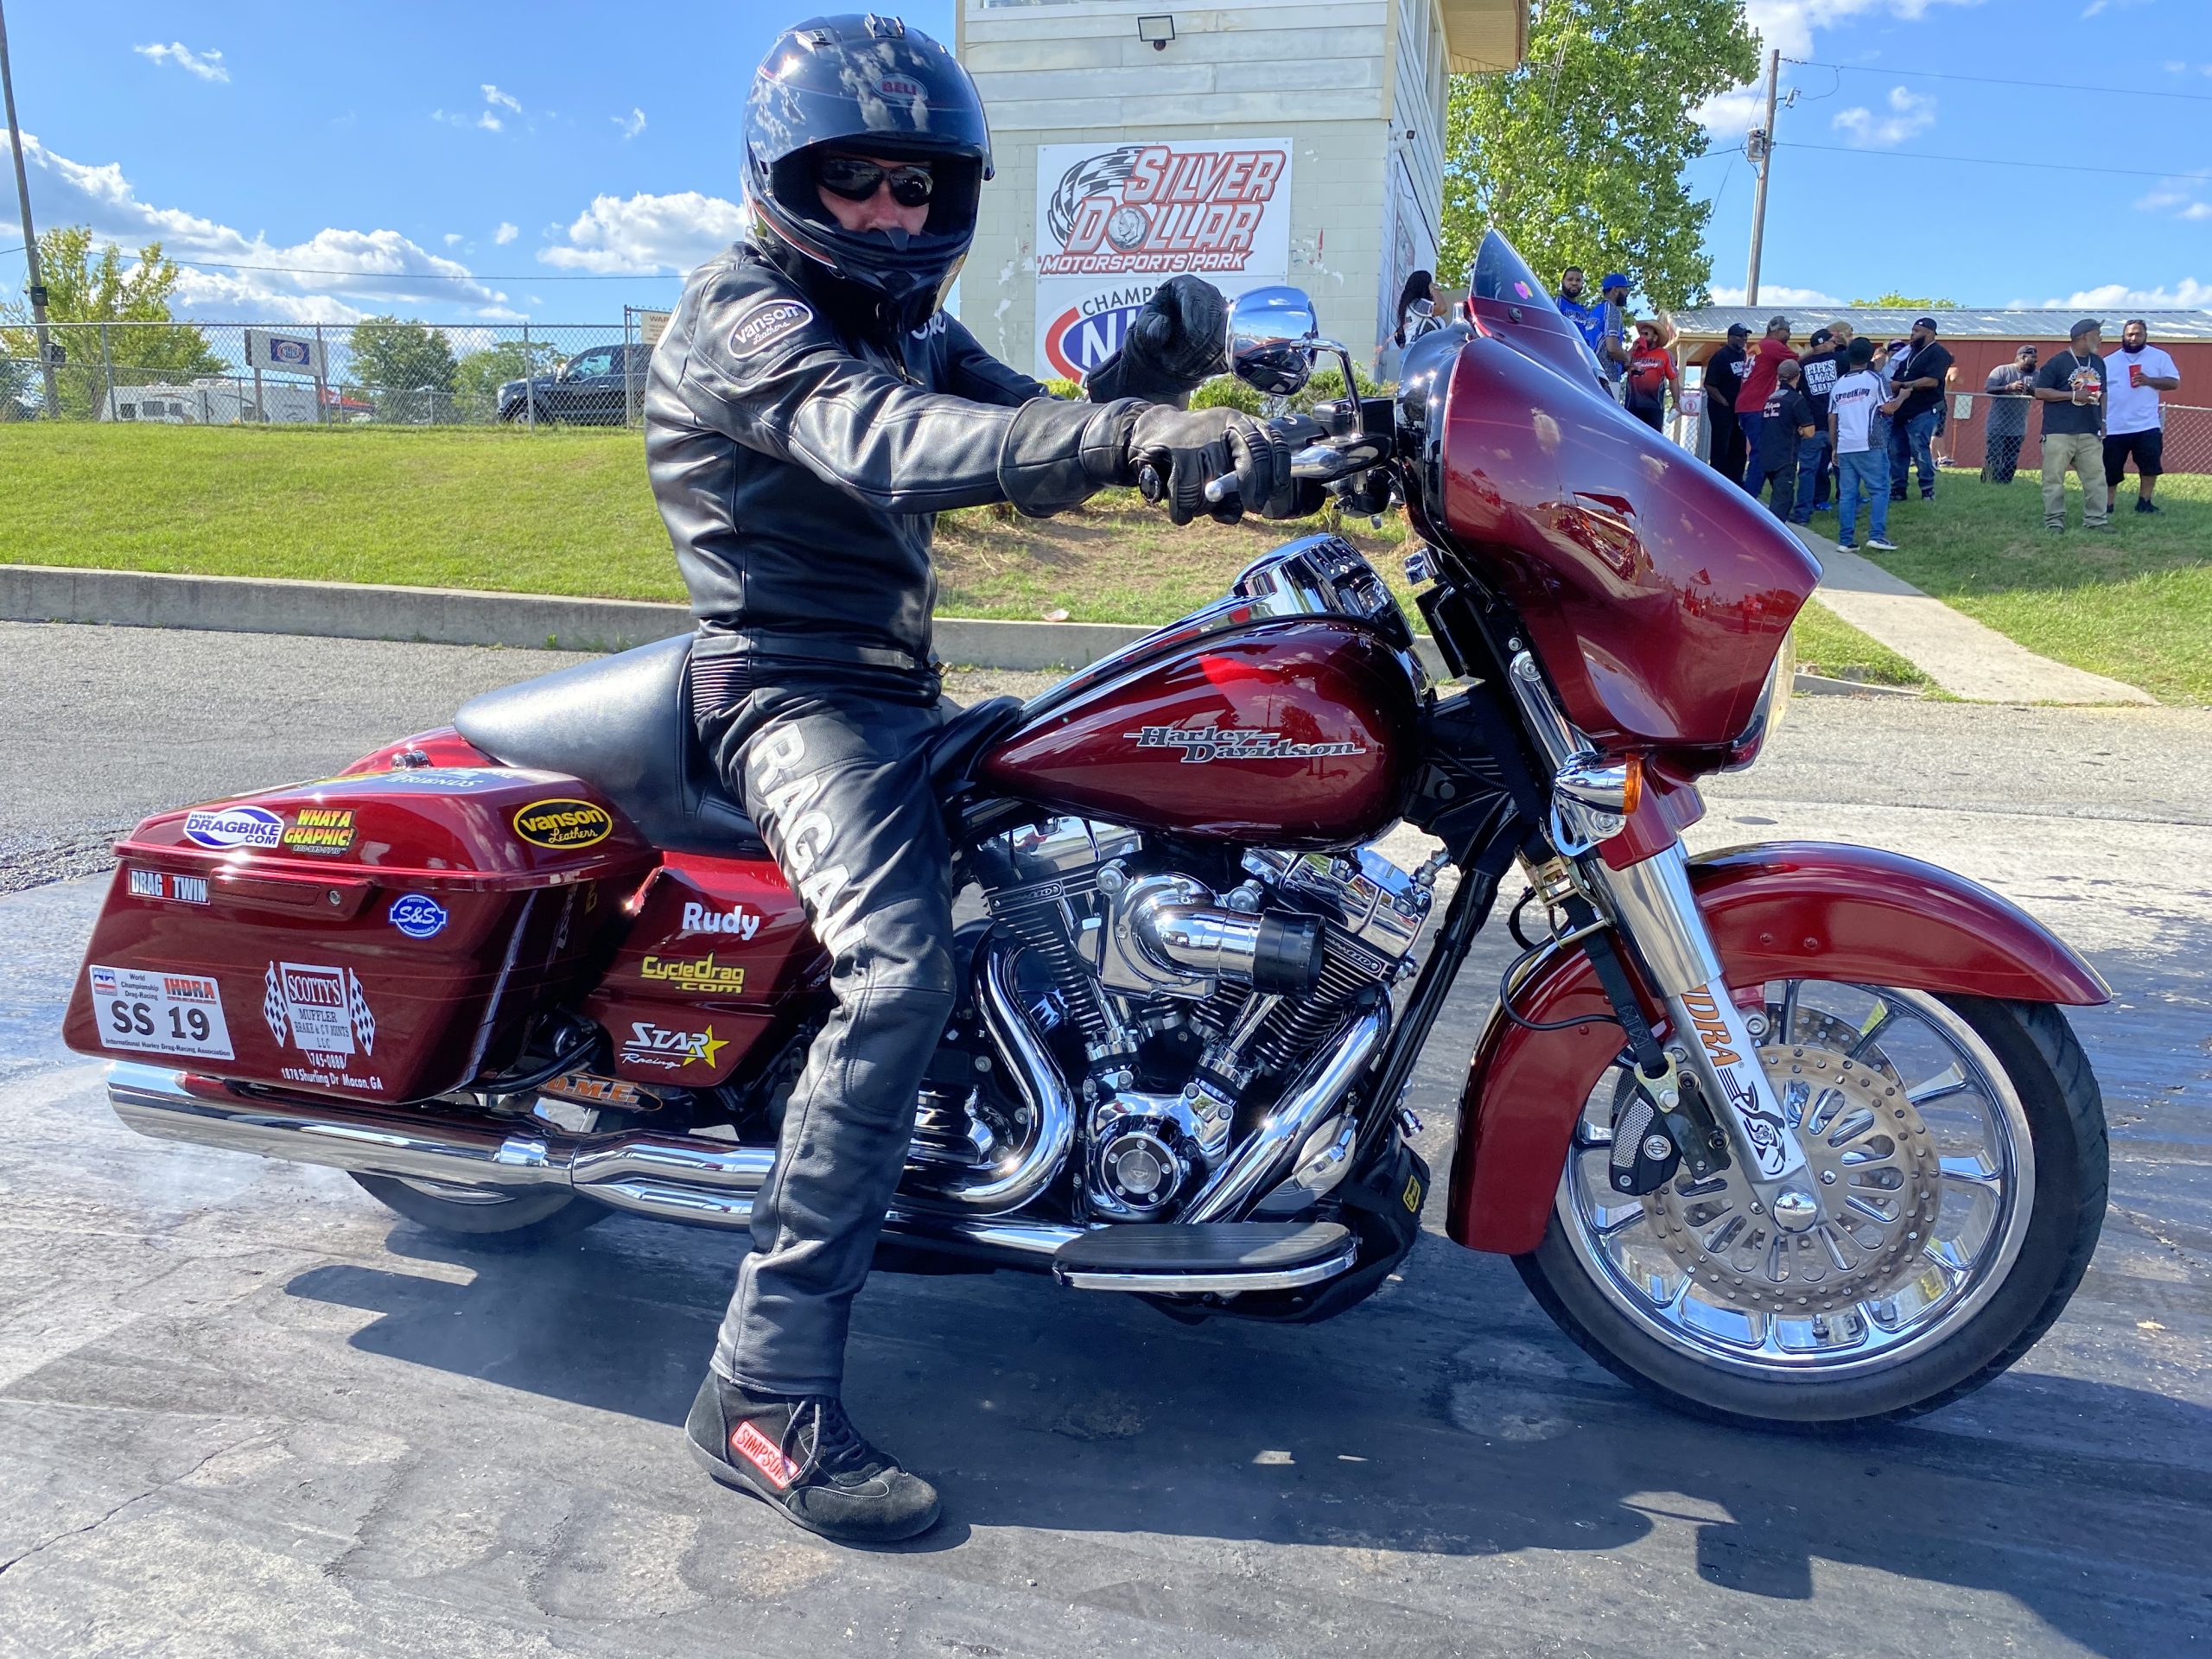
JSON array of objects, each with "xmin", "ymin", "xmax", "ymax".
[{"xmin": 1516, "ymin": 983, "xmax": 2106, "ymax": 1427}]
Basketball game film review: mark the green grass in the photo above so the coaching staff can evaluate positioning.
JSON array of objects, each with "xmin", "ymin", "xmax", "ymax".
[
  {"xmin": 0, "ymin": 423, "xmax": 1403, "ymax": 625},
  {"xmin": 1796, "ymin": 468, "xmax": 2210, "ymax": 704},
  {"xmin": 1788, "ymin": 600, "xmax": 1929, "ymax": 688}
]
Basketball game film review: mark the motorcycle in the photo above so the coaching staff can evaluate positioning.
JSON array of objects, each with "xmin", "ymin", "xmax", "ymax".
[{"xmin": 64, "ymin": 232, "xmax": 2107, "ymax": 1427}]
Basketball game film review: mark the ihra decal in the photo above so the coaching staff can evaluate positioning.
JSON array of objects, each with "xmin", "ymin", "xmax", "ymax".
[
  {"xmin": 679, "ymin": 899, "xmax": 763, "ymax": 939},
  {"xmin": 619, "ymin": 1020, "xmax": 728, "ymax": 1072},
  {"xmin": 88, "ymin": 964, "xmax": 234, "ymax": 1059},
  {"xmin": 282, "ymin": 807, "xmax": 356, "ymax": 855},
  {"xmin": 389, "ymin": 893, "xmax": 449, "ymax": 939},
  {"xmin": 640, "ymin": 952, "xmax": 747, "ymax": 996},
  {"xmin": 183, "ymin": 804, "xmax": 283, "ymax": 849},
  {"xmin": 1123, "ymin": 723, "xmax": 1365, "ymax": 765},
  {"xmin": 728, "ymin": 299, "xmax": 813, "ymax": 356},
  {"xmin": 263, "ymin": 960, "xmax": 384, "ymax": 1092},
  {"xmin": 513, "ymin": 798, "xmax": 613, "ymax": 850}
]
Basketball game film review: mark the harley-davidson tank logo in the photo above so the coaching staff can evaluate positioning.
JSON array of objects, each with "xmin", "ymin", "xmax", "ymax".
[{"xmin": 1122, "ymin": 723, "xmax": 1366, "ymax": 764}]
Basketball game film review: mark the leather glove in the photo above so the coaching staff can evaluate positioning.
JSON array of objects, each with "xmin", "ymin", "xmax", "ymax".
[
  {"xmin": 1083, "ymin": 276, "xmax": 1230, "ymax": 406},
  {"xmin": 1120, "ymin": 405, "xmax": 1292, "ymax": 526}
]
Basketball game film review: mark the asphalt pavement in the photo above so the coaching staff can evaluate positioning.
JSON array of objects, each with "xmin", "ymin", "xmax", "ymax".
[{"xmin": 2, "ymin": 622, "xmax": 2208, "ymax": 1657}]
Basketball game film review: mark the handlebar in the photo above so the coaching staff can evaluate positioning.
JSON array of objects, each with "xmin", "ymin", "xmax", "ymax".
[{"xmin": 1138, "ymin": 420, "xmax": 1389, "ymax": 510}]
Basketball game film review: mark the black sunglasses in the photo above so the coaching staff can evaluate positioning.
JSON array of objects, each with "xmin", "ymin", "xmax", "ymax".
[{"xmin": 817, "ymin": 157, "xmax": 935, "ymax": 208}]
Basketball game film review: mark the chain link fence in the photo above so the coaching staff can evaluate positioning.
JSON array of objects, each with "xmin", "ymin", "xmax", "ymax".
[{"xmin": 0, "ymin": 314, "xmax": 668, "ymax": 429}]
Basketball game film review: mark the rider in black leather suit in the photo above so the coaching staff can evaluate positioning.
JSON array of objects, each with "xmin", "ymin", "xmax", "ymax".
[{"xmin": 654, "ymin": 13, "xmax": 1294, "ymax": 1544}]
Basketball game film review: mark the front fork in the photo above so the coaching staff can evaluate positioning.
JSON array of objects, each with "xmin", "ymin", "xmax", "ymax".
[{"xmin": 1588, "ymin": 842, "xmax": 1817, "ymax": 1226}]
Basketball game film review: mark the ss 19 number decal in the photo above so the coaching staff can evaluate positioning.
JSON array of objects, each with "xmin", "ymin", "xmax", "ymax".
[{"xmin": 87, "ymin": 964, "xmax": 235, "ymax": 1059}]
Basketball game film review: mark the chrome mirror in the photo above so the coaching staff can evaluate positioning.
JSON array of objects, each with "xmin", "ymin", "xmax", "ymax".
[{"xmin": 1228, "ymin": 285, "xmax": 1319, "ymax": 396}]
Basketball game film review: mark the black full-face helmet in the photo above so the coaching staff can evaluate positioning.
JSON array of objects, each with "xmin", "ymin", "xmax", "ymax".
[{"xmin": 743, "ymin": 14, "xmax": 992, "ymax": 331}]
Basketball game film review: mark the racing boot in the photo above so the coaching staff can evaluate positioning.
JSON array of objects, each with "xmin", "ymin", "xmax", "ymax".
[{"xmin": 685, "ymin": 1373, "xmax": 941, "ymax": 1543}]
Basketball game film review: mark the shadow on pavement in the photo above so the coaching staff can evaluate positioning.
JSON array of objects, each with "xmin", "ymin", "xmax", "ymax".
[{"xmin": 282, "ymin": 1215, "xmax": 2212, "ymax": 1655}]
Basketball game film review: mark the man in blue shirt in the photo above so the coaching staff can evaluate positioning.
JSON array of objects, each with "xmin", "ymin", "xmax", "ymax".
[{"xmin": 1556, "ymin": 266, "xmax": 1602, "ymax": 353}]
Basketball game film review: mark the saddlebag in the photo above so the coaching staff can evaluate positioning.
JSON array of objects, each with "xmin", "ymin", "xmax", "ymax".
[{"xmin": 62, "ymin": 766, "xmax": 657, "ymax": 1103}]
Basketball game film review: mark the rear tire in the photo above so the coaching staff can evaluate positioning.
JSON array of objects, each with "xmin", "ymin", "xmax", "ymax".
[
  {"xmin": 1515, "ymin": 993, "xmax": 2106, "ymax": 1428},
  {"xmin": 352, "ymin": 1173, "xmax": 611, "ymax": 1250}
]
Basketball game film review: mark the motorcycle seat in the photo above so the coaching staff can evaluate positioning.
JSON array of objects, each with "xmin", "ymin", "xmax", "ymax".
[
  {"xmin": 457, "ymin": 633, "xmax": 766, "ymax": 858},
  {"xmin": 455, "ymin": 635, "xmax": 1032, "ymax": 861}
]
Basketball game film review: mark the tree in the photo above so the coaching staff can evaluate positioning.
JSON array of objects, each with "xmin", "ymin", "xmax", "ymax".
[
  {"xmin": 1440, "ymin": 0, "xmax": 1759, "ymax": 311},
  {"xmin": 0, "ymin": 226, "xmax": 224, "ymax": 410},
  {"xmin": 1850, "ymin": 293, "xmax": 1960, "ymax": 308},
  {"xmin": 346, "ymin": 316, "xmax": 459, "ymax": 393},
  {"xmin": 453, "ymin": 338, "xmax": 561, "ymax": 409}
]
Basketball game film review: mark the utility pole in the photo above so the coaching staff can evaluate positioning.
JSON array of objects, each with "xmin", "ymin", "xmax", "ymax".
[
  {"xmin": 0, "ymin": 0, "xmax": 59, "ymax": 417},
  {"xmin": 1744, "ymin": 46, "xmax": 1780, "ymax": 309}
]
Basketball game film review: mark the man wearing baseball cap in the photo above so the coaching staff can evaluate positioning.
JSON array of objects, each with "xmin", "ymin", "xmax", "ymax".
[
  {"xmin": 1702, "ymin": 322, "xmax": 1753, "ymax": 485},
  {"xmin": 1886, "ymin": 317, "xmax": 1954, "ymax": 503},
  {"xmin": 1596, "ymin": 273, "xmax": 1633, "ymax": 388},
  {"xmin": 2031, "ymin": 319, "xmax": 2111, "ymax": 531}
]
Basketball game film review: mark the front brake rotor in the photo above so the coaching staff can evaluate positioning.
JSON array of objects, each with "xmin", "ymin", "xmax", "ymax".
[{"xmin": 1643, "ymin": 1030, "xmax": 1941, "ymax": 1316}]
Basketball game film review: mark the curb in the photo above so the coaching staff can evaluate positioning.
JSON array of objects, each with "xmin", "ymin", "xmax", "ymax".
[
  {"xmin": 0, "ymin": 563, "xmax": 1451, "ymax": 677},
  {"xmin": 1791, "ymin": 671, "xmax": 1923, "ymax": 699}
]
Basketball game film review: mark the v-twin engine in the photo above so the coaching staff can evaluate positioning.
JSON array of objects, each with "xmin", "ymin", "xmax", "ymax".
[{"xmin": 950, "ymin": 817, "xmax": 1437, "ymax": 1224}]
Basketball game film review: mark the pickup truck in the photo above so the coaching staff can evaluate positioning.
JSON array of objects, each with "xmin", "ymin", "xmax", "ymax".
[{"xmin": 498, "ymin": 342, "xmax": 651, "ymax": 425}]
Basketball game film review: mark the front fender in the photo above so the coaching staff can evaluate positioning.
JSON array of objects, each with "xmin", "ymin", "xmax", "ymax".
[{"xmin": 1446, "ymin": 841, "xmax": 2107, "ymax": 1255}]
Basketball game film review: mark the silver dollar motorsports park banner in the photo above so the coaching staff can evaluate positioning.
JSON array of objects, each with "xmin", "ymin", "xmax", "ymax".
[{"xmin": 1033, "ymin": 137, "xmax": 1293, "ymax": 382}]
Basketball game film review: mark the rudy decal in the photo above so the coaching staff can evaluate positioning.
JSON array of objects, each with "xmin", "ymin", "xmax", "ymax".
[
  {"xmin": 679, "ymin": 900, "xmax": 763, "ymax": 939},
  {"xmin": 513, "ymin": 799, "xmax": 613, "ymax": 850}
]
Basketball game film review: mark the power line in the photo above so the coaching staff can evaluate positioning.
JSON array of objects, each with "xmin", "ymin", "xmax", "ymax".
[
  {"xmin": 1775, "ymin": 139, "xmax": 2212, "ymax": 184},
  {"xmin": 1784, "ymin": 56, "xmax": 2212, "ymax": 104}
]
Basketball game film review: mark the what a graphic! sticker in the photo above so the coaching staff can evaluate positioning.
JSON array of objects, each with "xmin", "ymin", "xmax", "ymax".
[{"xmin": 88, "ymin": 964, "xmax": 235, "ymax": 1059}]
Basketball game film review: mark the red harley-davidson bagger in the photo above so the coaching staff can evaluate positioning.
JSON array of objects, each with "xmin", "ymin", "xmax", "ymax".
[{"xmin": 64, "ymin": 233, "xmax": 2108, "ymax": 1427}]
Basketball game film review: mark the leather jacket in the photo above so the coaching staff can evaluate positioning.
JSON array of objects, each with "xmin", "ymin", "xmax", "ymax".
[{"xmin": 645, "ymin": 238, "xmax": 1135, "ymax": 672}]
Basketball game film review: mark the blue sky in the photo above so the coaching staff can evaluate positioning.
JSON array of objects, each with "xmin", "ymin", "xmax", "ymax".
[{"xmin": 2, "ymin": 0, "xmax": 2206, "ymax": 328}]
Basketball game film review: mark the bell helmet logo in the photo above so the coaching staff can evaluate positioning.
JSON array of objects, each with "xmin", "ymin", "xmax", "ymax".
[
  {"xmin": 1043, "ymin": 296, "xmax": 1149, "ymax": 382},
  {"xmin": 876, "ymin": 74, "xmax": 924, "ymax": 100}
]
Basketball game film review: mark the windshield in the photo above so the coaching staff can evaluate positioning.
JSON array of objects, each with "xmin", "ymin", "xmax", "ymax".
[{"xmin": 1462, "ymin": 229, "xmax": 1607, "ymax": 386}]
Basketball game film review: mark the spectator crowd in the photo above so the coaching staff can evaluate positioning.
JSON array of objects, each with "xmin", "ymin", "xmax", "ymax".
[{"xmin": 1545, "ymin": 270, "xmax": 2183, "ymax": 547}]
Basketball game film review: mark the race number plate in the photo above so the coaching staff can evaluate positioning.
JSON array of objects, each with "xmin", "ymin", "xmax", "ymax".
[{"xmin": 87, "ymin": 964, "xmax": 235, "ymax": 1059}]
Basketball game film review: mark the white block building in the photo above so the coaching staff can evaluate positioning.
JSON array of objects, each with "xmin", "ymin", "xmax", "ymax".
[{"xmin": 954, "ymin": 0, "xmax": 1525, "ymax": 383}]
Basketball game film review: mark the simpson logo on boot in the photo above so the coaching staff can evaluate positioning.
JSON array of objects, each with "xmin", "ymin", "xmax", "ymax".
[{"xmin": 732, "ymin": 1420, "xmax": 802, "ymax": 1490}]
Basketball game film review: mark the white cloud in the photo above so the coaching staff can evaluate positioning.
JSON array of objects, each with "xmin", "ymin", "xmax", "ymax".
[
  {"xmin": 2133, "ymin": 178, "xmax": 2211, "ymax": 221},
  {"xmin": 482, "ymin": 85, "xmax": 523, "ymax": 113},
  {"xmin": 494, "ymin": 221, "xmax": 519, "ymax": 245},
  {"xmin": 442, "ymin": 232, "xmax": 464, "ymax": 247},
  {"xmin": 1707, "ymin": 283, "xmax": 1847, "ymax": 308},
  {"xmin": 477, "ymin": 111, "xmax": 503, "ymax": 132},
  {"xmin": 539, "ymin": 191, "xmax": 747, "ymax": 274},
  {"xmin": 2185, "ymin": 204, "xmax": 2212, "ymax": 222},
  {"xmin": 134, "ymin": 42, "xmax": 228, "ymax": 84},
  {"xmin": 614, "ymin": 108, "xmax": 647, "ymax": 141},
  {"xmin": 1696, "ymin": 1, "xmax": 1980, "ymax": 137},
  {"xmin": 2012, "ymin": 278, "xmax": 2212, "ymax": 309},
  {"xmin": 1832, "ymin": 86, "xmax": 1937, "ymax": 147},
  {"xmin": 0, "ymin": 129, "xmax": 505, "ymax": 324}
]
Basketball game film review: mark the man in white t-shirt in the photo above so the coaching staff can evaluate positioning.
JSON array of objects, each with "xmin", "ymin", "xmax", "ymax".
[{"xmin": 2103, "ymin": 318, "xmax": 2182, "ymax": 515}]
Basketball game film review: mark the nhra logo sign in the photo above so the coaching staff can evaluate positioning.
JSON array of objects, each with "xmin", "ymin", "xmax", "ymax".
[
  {"xmin": 1039, "ymin": 142, "xmax": 1289, "ymax": 276},
  {"xmin": 1041, "ymin": 287, "xmax": 1153, "ymax": 382}
]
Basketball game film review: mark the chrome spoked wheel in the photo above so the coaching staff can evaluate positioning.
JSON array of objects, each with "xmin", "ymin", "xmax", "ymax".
[{"xmin": 1557, "ymin": 981, "xmax": 2037, "ymax": 1380}]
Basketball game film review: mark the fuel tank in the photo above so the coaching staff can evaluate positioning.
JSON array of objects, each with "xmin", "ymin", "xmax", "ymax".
[{"xmin": 977, "ymin": 617, "xmax": 1419, "ymax": 848}]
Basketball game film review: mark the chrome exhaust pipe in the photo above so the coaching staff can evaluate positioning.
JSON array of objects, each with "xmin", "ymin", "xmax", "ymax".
[
  {"xmin": 1179, "ymin": 1003, "xmax": 1390, "ymax": 1224},
  {"xmin": 106, "ymin": 1062, "xmax": 775, "ymax": 1226}
]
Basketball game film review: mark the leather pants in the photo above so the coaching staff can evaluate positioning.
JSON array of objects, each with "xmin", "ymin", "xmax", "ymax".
[{"xmin": 698, "ymin": 669, "xmax": 954, "ymax": 1397}]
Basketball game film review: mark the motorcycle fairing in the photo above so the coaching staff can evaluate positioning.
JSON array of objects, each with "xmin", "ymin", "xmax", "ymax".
[{"xmin": 1446, "ymin": 841, "xmax": 2110, "ymax": 1255}]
